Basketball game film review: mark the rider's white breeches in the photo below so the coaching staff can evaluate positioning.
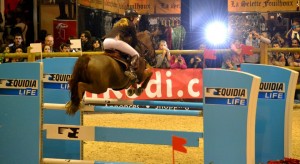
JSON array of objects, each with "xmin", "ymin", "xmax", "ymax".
[{"xmin": 103, "ymin": 38, "xmax": 139, "ymax": 57}]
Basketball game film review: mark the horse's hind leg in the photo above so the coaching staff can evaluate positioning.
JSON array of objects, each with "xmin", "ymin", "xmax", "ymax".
[
  {"xmin": 78, "ymin": 82, "xmax": 89, "ymax": 102},
  {"xmin": 66, "ymin": 81, "xmax": 91, "ymax": 115}
]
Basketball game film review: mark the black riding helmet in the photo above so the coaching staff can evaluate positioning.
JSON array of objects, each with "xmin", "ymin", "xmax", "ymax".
[{"xmin": 124, "ymin": 8, "xmax": 138, "ymax": 20}]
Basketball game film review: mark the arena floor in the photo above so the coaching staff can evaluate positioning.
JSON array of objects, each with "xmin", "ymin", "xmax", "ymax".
[{"xmin": 83, "ymin": 108, "xmax": 300, "ymax": 163}]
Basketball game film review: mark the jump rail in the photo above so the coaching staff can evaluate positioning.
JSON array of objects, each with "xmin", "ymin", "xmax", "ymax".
[
  {"xmin": 84, "ymin": 98, "xmax": 203, "ymax": 108},
  {"xmin": 43, "ymin": 103, "xmax": 202, "ymax": 116},
  {"xmin": 43, "ymin": 158, "xmax": 129, "ymax": 164},
  {"xmin": 43, "ymin": 123, "xmax": 203, "ymax": 146}
]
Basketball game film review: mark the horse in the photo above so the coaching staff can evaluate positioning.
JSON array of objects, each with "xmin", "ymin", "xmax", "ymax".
[{"xmin": 66, "ymin": 31, "xmax": 156, "ymax": 115}]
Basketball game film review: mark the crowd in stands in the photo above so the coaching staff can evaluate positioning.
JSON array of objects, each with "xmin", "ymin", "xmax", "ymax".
[
  {"xmin": 2, "ymin": 11, "xmax": 300, "ymax": 71},
  {"xmin": 152, "ymin": 18, "xmax": 300, "ymax": 70},
  {"xmin": 0, "ymin": 29, "xmax": 104, "ymax": 63}
]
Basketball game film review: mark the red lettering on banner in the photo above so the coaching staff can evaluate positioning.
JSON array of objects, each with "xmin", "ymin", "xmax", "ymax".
[{"xmin": 85, "ymin": 68, "xmax": 203, "ymax": 100}]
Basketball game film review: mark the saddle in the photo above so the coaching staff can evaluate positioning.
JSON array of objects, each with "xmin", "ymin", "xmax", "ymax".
[{"xmin": 104, "ymin": 49, "xmax": 130, "ymax": 70}]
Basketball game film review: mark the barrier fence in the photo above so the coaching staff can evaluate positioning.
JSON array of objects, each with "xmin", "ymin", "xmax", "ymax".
[{"xmin": 3, "ymin": 43, "xmax": 300, "ymax": 63}]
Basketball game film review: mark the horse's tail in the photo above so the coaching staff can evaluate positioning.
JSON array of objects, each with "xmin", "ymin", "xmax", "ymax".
[{"xmin": 66, "ymin": 55, "xmax": 91, "ymax": 115}]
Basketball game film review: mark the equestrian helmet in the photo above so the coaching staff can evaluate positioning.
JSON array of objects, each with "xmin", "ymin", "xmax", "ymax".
[{"xmin": 124, "ymin": 8, "xmax": 138, "ymax": 18}]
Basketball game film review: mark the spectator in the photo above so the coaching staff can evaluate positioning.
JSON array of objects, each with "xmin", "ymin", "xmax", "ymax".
[
  {"xmin": 291, "ymin": 38, "xmax": 300, "ymax": 48},
  {"xmin": 9, "ymin": 33, "xmax": 27, "ymax": 53},
  {"xmin": 268, "ymin": 41, "xmax": 286, "ymax": 66},
  {"xmin": 44, "ymin": 34, "xmax": 58, "ymax": 52},
  {"xmin": 155, "ymin": 40, "xmax": 171, "ymax": 68},
  {"xmin": 288, "ymin": 52, "xmax": 300, "ymax": 67},
  {"xmin": 92, "ymin": 38, "xmax": 103, "ymax": 51},
  {"xmin": 230, "ymin": 38, "xmax": 244, "ymax": 68},
  {"xmin": 245, "ymin": 28, "xmax": 271, "ymax": 64},
  {"xmin": 170, "ymin": 54, "xmax": 187, "ymax": 69},
  {"xmin": 60, "ymin": 43, "xmax": 71, "ymax": 52},
  {"xmin": 285, "ymin": 38, "xmax": 300, "ymax": 65},
  {"xmin": 188, "ymin": 43, "xmax": 204, "ymax": 68},
  {"xmin": 221, "ymin": 55, "xmax": 237, "ymax": 70},
  {"xmin": 12, "ymin": 47, "xmax": 23, "ymax": 62},
  {"xmin": 43, "ymin": 45, "xmax": 51, "ymax": 53},
  {"xmin": 3, "ymin": 46, "xmax": 10, "ymax": 63},
  {"xmin": 271, "ymin": 32, "xmax": 285, "ymax": 47},
  {"xmin": 80, "ymin": 30, "xmax": 93, "ymax": 52},
  {"xmin": 285, "ymin": 18, "xmax": 300, "ymax": 46}
]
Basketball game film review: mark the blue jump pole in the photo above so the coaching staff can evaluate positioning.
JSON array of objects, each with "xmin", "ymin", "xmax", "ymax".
[
  {"xmin": 91, "ymin": 106, "xmax": 202, "ymax": 116},
  {"xmin": 134, "ymin": 100, "xmax": 203, "ymax": 108},
  {"xmin": 85, "ymin": 98, "xmax": 203, "ymax": 109}
]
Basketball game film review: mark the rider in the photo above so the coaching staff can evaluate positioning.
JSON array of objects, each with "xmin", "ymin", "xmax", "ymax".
[{"xmin": 103, "ymin": 8, "xmax": 140, "ymax": 83}]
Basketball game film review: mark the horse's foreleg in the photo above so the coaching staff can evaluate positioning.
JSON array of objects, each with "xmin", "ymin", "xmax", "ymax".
[
  {"xmin": 140, "ymin": 70, "xmax": 153, "ymax": 89},
  {"xmin": 127, "ymin": 83, "xmax": 137, "ymax": 96},
  {"xmin": 135, "ymin": 70, "xmax": 153, "ymax": 96}
]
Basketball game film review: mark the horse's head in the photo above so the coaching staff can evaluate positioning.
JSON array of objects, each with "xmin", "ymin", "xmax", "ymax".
[{"xmin": 136, "ymin": 31, "xmax": 157, "ymax": 66}]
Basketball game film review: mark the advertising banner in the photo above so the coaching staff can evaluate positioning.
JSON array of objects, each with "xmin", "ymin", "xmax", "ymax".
[
  {"xmin": 104, "ymin": 0, "xmax": 119, "ymax": 13},
  {"xmin": 0, "ymin": 62, "xmax": 42, "ymax": 164},
  {"xmin": 241, "ymin": 64, "xmax": 299, "ymax": 163},
  {"xmin": 228, "ymin": 0, "xmax": 298, "ymax": 12},
  {"xmin": 203, "ymin": 69, "xmax": 261, "ymax": 164},
  {"xmin": 128, "ymin": 0, "xmax": 155, "ymax": 14},
  {"xmin": 53, "ymin": 20, "xmax": 77, "ymax": 50},
  {"xmin": 42, "ymin": 58, "xmax": 81, "ymax": 160},
  {"xmin": 155, "ymin": 0, "xmax": 181, "ymax": 14},
  {"xmin": 78, "ymin": 0, "xmax": 91, "ymax": 7},
  {"xmin": 85, "ymin": 68, "xmax": 203, "ymax": 100},
  {"xmin": 91, "ymin": 0, "xmax": 104, "ymax": 9},
  {"xmin": 118, "ymin": 0, "xmax": 129, "ymax": 15}
]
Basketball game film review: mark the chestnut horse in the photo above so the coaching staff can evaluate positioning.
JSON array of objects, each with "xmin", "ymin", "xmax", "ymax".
[{"xmin": 66, "ymin": 31, "xmax": 156, "ymax": 115}]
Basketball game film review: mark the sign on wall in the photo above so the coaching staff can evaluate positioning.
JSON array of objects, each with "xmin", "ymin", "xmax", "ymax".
[
  {"xmin": 79, "ymin": 0, "xmax": 179, "ymax": 14},
  {"xmin": 155, "ymin": 0, "xmax": 181, "ymax": 14},
  {"xmin": 128, "ymin": 0, "xmax": 155, "ymax": 14},
  {"xmin": 91, "ymin": 0, "xmax": 104, "ymax": 9},
  {"xmin": 104, "ymin": 0, "xmax": 119, "ymax": 13},
  {"xmin": 118, "ymin": 0, "xmax": 129, "ymax": 15},
  {"xmin": 53, "ymin": 20, "xmax": 77, "ymax": 50},
  {"xmin": 228, "ymin": 0, "xmax": 298, "ymax": 12},
  {"xmin": 78, "ymin": 0, "xmax": 91, "ymax": 7}
]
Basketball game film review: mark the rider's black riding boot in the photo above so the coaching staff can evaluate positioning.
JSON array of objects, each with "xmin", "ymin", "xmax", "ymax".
[{"xmin": 125, "ymin": 55, "xmax": 139, "ymax": 83}]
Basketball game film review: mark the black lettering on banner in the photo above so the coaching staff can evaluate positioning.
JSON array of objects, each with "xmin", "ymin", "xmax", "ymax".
[{"xmin": 58, "ymin": 127, "xmax": 79, "ymax": 138}]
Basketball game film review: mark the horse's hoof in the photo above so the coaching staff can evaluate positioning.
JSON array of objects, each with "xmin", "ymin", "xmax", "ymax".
[
  {"xmin": 135, "ymin": 87, "xmax": 144, "ymax": 96},
  {"xmin": 127, "ymin": 88, "xmax": 135, "ymax": 96}
]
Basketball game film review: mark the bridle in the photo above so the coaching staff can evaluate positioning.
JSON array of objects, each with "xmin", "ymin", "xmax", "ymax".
[{"xmin": 136, "ymin": 32, "xmax": 155, "ymax": 57}]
